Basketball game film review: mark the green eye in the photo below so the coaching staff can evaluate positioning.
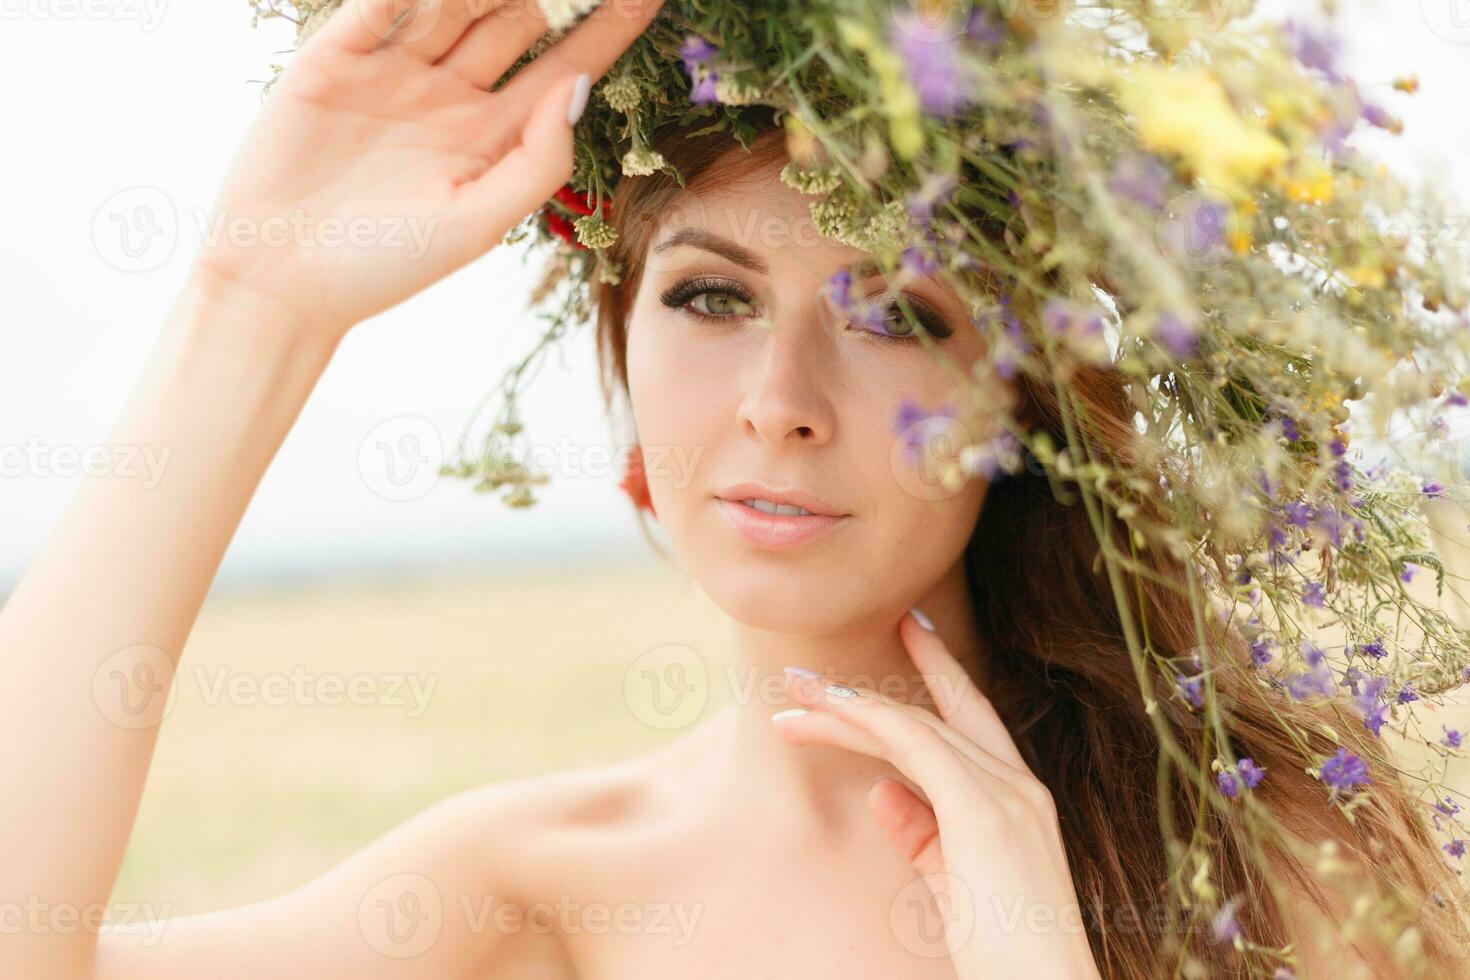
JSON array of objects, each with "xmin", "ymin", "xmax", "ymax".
[
  {"xmin": 691, "ymin": 290, "xmax": 754, "ymax": 317},
  {"xmin": 881, "ymin": 305, "xmax": 918, "ymax": 336}
]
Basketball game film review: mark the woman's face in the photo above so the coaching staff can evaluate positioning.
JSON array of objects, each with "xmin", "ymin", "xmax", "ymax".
[{"xmin": 624, "ymin": 154, "xmax": 991, "ymax": 632}]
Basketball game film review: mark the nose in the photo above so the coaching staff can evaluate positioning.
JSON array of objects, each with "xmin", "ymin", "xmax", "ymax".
[{"xmin": 735, "ymin": 313, "xmax": 837, "ymax": 446}]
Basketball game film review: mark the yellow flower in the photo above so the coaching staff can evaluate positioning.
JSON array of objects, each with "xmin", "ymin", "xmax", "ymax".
[
  {"xmin": 1346, "ymin": 264, "xmax": 1387, "ymax": 289},
  {"xmin": 1282, "ymin": 162, "xmax": 1334, "ymax": 204},
  {"xmin": 836, "ymin": 18, "xmax": 924, "ymax": 160},
  {"xmin": 1116, "ymin": 64, "xmax": 1289, "ymax": 198}
]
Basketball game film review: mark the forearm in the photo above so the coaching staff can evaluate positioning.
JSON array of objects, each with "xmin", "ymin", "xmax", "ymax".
[{"xmin": 0, "ymin": 272, "xmax": 339, "ymax": 973}]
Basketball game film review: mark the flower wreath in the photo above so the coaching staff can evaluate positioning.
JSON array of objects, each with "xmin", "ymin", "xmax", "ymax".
[{"xmin": 252, "ymin": 0, "xmax": 1470, "ymax": 974}]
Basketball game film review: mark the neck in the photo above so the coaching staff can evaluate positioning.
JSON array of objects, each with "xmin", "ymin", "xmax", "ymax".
[{"xmin": 714, "ymin": 560, "xmax": 986, "ymax": 843}]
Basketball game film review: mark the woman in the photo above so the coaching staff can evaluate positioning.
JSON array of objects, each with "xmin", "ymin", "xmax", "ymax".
[{"xmin": 1, "ymin": 1, "xmax": 1464, "ymax": 977}]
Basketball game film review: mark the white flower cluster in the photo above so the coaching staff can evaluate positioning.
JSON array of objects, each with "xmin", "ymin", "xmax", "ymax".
[{"xmin": 535, "ymin": 0, "xmax": 603, "ymax": 32}]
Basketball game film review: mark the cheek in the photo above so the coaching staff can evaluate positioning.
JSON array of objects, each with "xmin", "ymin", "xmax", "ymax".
[{"xmin": 864, "ymin": 427, "xmax": 989, "ymax": 575}]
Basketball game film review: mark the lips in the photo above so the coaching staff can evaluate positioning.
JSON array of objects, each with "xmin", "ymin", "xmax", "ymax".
[
  {"xmin": 714, "ymin": 482, "xmax": 848, "ymax": 518},
  {"xmin": 714, "ymin": 497, "xmax": 849, "ymax": 551}
]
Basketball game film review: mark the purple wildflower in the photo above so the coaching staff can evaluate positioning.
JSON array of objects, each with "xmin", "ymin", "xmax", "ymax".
[
  {"xmin": 1279, "ymin": 416, "xmax": 1301, "ymax": 443},
  {"xmin": 1249, "ymin": 639, "xmax": 1274, "ymax": 667},
  {"xmin": 1397, "ymin": 685, "xmax": 1419, "ymax": 705},
  {"xmin": 1286, "ymin": 666, "xmax": 1335, "ymax": 701},
  {"xmin": 892, "ymin": 399, "xmax": 957, "ymax": 461},
  {"xmin": 900, "ymin": 244, "xmax": 940, "ymax": 278},
  {"xmin": 1210, "ymin": 897, "xmax": 1244, "ymax": 944},
  {"xmin": 1356, "ymin": 638, "xmax": 1387, "ymax": 660},
  {"xmin": 963, "ymin": 429, "xmax": 1023, "ymax": 481},
  {"xmin": 1283, "ymin": 501, "xmax": 1312, "ymax": 529},
  {"xmin": 904, "ymin": 173, "xmax": 958, "ymax": 225},
  {"xmin": 690, "ymin": 75, "xmax": 719, "ymax": 104},
  {"xmin": 1283, "ymin": 19, "xmax": 1344, "ymax": 83},
  {"xmin": 1443, "ymin": 726, "xmax": 1463, "ymax": 749},
  {"xmin": 679, "ymin": 35, "xmax": 717, "ymax": 72},
  {"xmin": 1217, "ymin": 770, "xmax": 1240, "ymax": 799},
  {"xmin": 1425, "ymin": 481, "xmax": 1445, "ymax": 499},
  {"xmin": 1360, "ymin": 102, "xmax": 1397, "ymax": 131},
  {"xmin": 1354, "ymin": 675, "xmax": 1390, "ymax": 738},
  {"xmin": 1447, "ymin": 839, "xmax": 1467, "ymax": 859},
  {"xmin": 1042, "ymin": 299, "xmax": 1106, "ymax": 341},
  {"xmin": 1319, "ymin": 747, "xmax": 1371, "ymax": 793},
  {"xmin": 964, "ymin": 8, "xmax": 1002, "ymax": 47},
  {"xmin": 1313, "ymin": 507, "xmax": 1348, "ymax": 548},
  {"xmin": 1108, "ymin": 154, "xmax": 1170, "ymax": 210},
  {"xmin": 826, "ymin": 268, "xmax": 852, "ymax": 309},
  {"xmin": 1302, "ymin": 581, "xmax": 1326, "ymax": 608},
  {"xmin": 1175, "ymin": 672, "xmax": 1205, "ymax": 710},
  {"xmin": 889, "ymin": 8, "xmax": 974, "ymax": 117},
  {"xmin": 1401, "ymin": 563, "xmax": 1418, "ymax": 584},
  {"xmin": 1434, "ymin": 797, "xmax": 1461, "ymax": 820},
  {"xmin": 1237, "ymin": 758, "xmax": 1266, "ymax": 789},
  {"xmin": 680, "ymin": 36, "xmax": 719, "ymax": 105},
  {"xmin": 1153, "ymin": 312, "xmax": 1198, "ymax": 357}
]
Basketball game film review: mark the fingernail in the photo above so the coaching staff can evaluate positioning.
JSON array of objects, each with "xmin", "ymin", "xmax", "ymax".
[
  {"xmin": 783, "ymin": 665, "xmax": 821, "ymax": 679},
  {"xmin": 770, "ymin": 708, "xmax": 807, "ymax": 722},
  {"xmin": 910, "ymin": 606, "xmax": 935, "ymax": 632},
  {"xmin": 825, "ymin": 684, "xmax": 860, "ymax": 699},
  {"xmin": 567, "ymin": 73, "xmax": 591, "ymax": 125}
]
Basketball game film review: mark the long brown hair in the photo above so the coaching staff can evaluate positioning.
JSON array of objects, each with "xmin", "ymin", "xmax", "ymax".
[{"xmin": 587, "ymin": 109, "xmax": 1470, "ymax": 977}]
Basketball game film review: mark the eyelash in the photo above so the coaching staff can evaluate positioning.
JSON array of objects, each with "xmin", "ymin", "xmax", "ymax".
[{"xmin": 657, "ymin": 276, "xmax": 952, "ymax": 343}]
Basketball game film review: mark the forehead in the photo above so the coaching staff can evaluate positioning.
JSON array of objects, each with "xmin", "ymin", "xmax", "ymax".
[{"xmin": 645, "ymin": 156, "xmax": 868, "ymax": 268}]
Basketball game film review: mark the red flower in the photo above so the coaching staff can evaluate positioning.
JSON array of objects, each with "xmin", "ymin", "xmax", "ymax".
[
  {"xmin": 539, "ymin": 183, "xmax": 613, "ymax": 252},
  {"xmin": 618, "ymin": 445, "xmax": 657, "ymax": 518},
  {"xmin": 543, "ymin": 210, "xmax": 583, "ymax": 249}
]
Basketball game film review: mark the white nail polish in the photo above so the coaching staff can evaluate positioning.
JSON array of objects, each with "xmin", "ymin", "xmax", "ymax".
[
  {"xmin": 771, "ymin": 708, "xmax": 807, "ymax": 721},
  {"xmin": 567, "ymin": 73, "xmax": 591, "ymax": 125},
  {"xmin": 910, "ymin": 606, "xmax": 935, "ymax": 631}
]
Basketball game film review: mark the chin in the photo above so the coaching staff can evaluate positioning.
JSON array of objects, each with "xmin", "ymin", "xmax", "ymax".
[{"xmin": 683, "ymin": 544, "xmax": 866, "ymax": 632}]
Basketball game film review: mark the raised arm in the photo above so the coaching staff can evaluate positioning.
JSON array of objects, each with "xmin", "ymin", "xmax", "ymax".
[{"xmin": 0, "ymin": 0, "xmax": 662, "ymax": 974}]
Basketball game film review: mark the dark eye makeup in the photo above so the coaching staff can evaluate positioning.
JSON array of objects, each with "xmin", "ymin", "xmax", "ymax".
[{"xmin": 656, "ymin": 275, "xmax": 954, "ymax": 344}]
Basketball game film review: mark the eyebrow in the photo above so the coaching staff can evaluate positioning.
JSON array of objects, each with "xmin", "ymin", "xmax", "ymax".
[
  {"xmin": 650, "ymin": 227, "xmax": 940, "ymax": 300},
  {"xmin": 652, "ymin": 228, "xmax": 771, "ymax": 275}
]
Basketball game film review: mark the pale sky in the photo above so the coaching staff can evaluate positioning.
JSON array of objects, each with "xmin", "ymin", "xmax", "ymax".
[{"xmin": 0, "ymin": 0, "xmax": 1465, "ymax": 589}]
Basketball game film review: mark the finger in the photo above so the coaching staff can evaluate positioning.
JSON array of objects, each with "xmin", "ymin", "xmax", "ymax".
[
  {"xmin": 450, "ymin": 72, "xmax": 584, "ymax": 258},
  {"xmin": 439, "ymin": 0, "xmax": 551, "ymax": 90},
  {"xmin": 813, "ymin": 684, "xmax": 1013, "ymax": 820},
  {"xmin": 309, "ymin": 0, "xmax": 434, "ymax": 54},
  {"xmin": 307, "ymin": 0, "xmax": 480, "ymax": 59},
  {"xmin": 785, "ymin": 672, "xmax": 1010, "ymax": 787},
  {"xmin": 384, "ymin": 0, "xmax": 498, "ymax": 64},
  {"xmin": 901, "ymin": 610, "xmax": 1030, "ymax": 772},
  {"xmin": 770, "ymin": 706, "xmax": 891, "ymax": 762},
  {"xmin": 869, "ymin": 776, "xmax": 946, "ymax": 879},
  {"xmin": 491, "ymin": 0, "xmax": 665, "ymax": 128}
]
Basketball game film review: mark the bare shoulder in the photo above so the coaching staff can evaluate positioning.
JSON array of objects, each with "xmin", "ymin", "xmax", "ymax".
[
  {"xmin": 442, "ymin": 715, "xmax": 727, "ymax": 896},
  {"xmin": 93, "ymin": 723, "xmax": 727, "ymax": 980}
]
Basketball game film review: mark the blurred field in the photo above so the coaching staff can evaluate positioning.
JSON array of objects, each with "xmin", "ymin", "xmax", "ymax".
[
  {"xmin": 112, "ymin": 556, "xmax": 734, "ymax": 915},
  {"xmin": 113, "ymin": 506, "xmax": 1470, "ymax": 918}
]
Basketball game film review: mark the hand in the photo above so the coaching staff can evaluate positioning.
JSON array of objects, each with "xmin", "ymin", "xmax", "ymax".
[
  {"xmin": 192, "ymin": 0, "xmax": 664, "ymax": 338},
  {"xmin": 774, "ymin": 612, "xmax": 1103, "ymax": 979}
]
